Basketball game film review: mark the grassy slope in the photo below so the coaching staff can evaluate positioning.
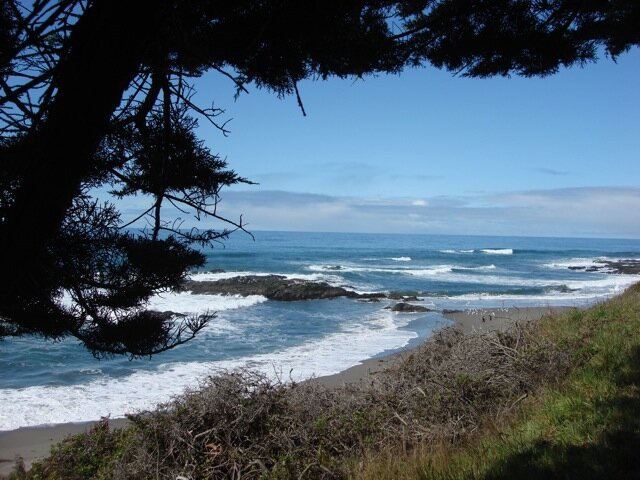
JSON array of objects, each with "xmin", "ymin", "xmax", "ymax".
[{"xmin": 355, "ymin": 283, "xmax": 640, "ymax": 479}]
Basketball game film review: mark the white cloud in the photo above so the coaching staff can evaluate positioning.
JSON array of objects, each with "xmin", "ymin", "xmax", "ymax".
[{"xmin": 117, "ymin": 187, "xmax": 640, "ymax": 238}]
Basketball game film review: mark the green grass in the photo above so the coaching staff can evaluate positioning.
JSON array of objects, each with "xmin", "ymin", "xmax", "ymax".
[{"xmin": 355, "ymin": 283, "xmax": 640, "ymax": 479}]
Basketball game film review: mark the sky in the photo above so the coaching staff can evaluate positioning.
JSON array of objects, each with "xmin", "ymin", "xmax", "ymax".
[{"xmin": 127, "ymin": 48, "xmax": 640, "ymax": 238}]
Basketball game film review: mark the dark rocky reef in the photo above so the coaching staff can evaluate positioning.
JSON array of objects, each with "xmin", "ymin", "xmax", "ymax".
[
  {"xmin": 146, "ymin": 310, "xmax": 188, "ymax": 321},
  {"xmin": 359, "ymin": 297, "xmax": 381, "ymax": 303},
  {"xmin": 183, "ymin": 275, "xmax": 386, "ymax": 302},
  {"xmin": 568, "ymin": 259, "xmax": 640, "ymax": 275},
  {"xmin": 385, "ymin": 302, "xmax": 431, "ymax": 313}
]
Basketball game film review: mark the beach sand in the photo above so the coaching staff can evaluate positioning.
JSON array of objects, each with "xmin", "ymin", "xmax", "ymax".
[
  {"xmin": 443, "ymin": 305, "xmax": 575, "ymax": 334},
  {"xmin": 0, "ymin": 305, "xmax": 574, "ymax": 476},
  {"xmin": 0, "ymin": 418, "xmax": 130, "ymax": 477}
]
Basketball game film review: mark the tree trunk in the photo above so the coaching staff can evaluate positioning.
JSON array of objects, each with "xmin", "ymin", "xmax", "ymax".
[{"xmin": 0, "ymin": 0, "xmax": 163, "ymax": 321}]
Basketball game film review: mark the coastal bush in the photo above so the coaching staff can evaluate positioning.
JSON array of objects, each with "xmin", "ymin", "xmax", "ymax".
[
  {"xmin": 14, "ymin": 314, "xmax": 572, "ymax": 479},
  {"xmin": 355, "ymin": 283, "xmax": 640, "ymax": 479},
  {"xmin": 9, "ymin": 419, "xmax": 132, "ymax": 480}
]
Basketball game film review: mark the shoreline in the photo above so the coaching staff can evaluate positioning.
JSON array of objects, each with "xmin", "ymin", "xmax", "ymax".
[
  {"xmin": 0, "ymin": 305, "xmax": 574, "ymax": 476},
  {"xmin": 0, "ymin": 418, "xmax": 130, "ymax": 477},
  {"xmin": 312, "ymin": 305, "xmax": 574, "ymax": 388}
]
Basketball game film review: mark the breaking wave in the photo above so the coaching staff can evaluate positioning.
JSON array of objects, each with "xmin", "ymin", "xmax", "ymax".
[{"xmin": 480, "ymin": 248, "xmax": 513, "ymax": 255}]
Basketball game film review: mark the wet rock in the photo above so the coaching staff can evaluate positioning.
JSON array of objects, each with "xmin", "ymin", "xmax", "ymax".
[
  {"xmin": 554, "ymin": 285, "xmax": 576, "ymax": 293},
  {"xmin": 148, "ymin": 310, "xmax": 187, "ymax": 320},
  {"xmin": 359, "ymin": 297, "xmax": 381, "ymax": 303},
  {"xmin": 600, "ymin": 260, "xmax": 640, "ymax": 274},
  {"xmin": 566, "ymin": 259, "xmax": 640, "ymax": 275},
  {"xmin": 386, "ymin": 302, "xmax": 431, "ymax": 313},
  {"xmin": 183, "ymin": 275, "xmax": 386, "ymax": 301}
]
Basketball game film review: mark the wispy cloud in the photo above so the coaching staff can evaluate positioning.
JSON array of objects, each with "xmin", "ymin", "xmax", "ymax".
[
  {"xmin": 482, "ymin": 187, "xmax": 640, "ymax": 236},
  {"xmin": 119, "ymin": 187, "xmax": 640, "ymax": 238},
  {"xmin": 388, "ymin": 173, "xmax": 442, "ymax": 182},
  {"xmin": 534, "ymin": 167, "xmax": 570, "ymax": 176}
]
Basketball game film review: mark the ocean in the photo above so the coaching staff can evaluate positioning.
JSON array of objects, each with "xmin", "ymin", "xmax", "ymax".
[{"xmin": 1, "ymin": 231, "xmax": 639, "ymax": 431}]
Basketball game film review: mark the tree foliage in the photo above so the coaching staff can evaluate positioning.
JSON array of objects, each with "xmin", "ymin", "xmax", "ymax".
[{"xmin": 0, "ymin": 0, "xmax": 637, "ymax": 356}]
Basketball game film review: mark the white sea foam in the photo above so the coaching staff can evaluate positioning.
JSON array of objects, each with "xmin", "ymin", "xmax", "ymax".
[
  {"xmin": 563, "ymin": 275, "xmax": 640, "ymax": 293},
  {"xmin": 441, "ymin": 274, "xmax": 640, "ymax": 303},
  {"xmin": 189, "ymin": 271, "xmax": 347, "ymax": 290},
  {"xmin": 148, "ymin": 292, "xmax": 267, "ymax": 316},
  {"xmin": 404, "ymin": 266, "xmax": 455, "ymax": 276},
  {"xmin": 440, "ymin": 249, "xmax": 474, "ymax": 254},
  {"xmin": 189, "ymin": 271, "xmax": 272, "ymax": 281},
  {"xmin": 308, "ymin": 264, "xmax": 453, "ymax": 276},
  {"xmin": 190, "ymin": 271, "xmax": 340, "ymax": 283},
  {"xmin": 389, "ymin": 257, "xmax": 412, "ymax": 262},
  {"xmin": 543, "ymin": 257, "xmax": 640, "ymax": 270},
  {"xmin": 444, "ymin": 291, "xmax": 608, "ymax": 305},
  {"xmin": 56, "ymin": 291, "xmax": 263, "ymax": 322},
  {"xmin": 439, "ymin": 270, "xmax": 640, "ymax": 291},
  {"xmin": 145, "ymin": 293, "xmax": 271, "ymax": 336},
  {"xmin": 480, "ymin": 248, "xmax": 513, "ymax": 255},
  {"xmin": 0, "ymin": 311, "xmax": 447, "ymax": 431},
  {"xmin": 307, "ymin": 264, "xmax": 349, "ymax": 273},
  {"xmin": 455, "ymin": 265, "xmax": 497, "ymax": 271}
]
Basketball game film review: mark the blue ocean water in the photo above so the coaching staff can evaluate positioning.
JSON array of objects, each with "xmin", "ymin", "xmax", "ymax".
[{"xmin": 1, "ymin": 232, "xmax": 639, "ymax": 430}]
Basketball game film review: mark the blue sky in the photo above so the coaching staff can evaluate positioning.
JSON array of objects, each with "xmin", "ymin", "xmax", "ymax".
[{"xmin": 130, "ymin": 49, "xmax": 640, "ymax": 238}]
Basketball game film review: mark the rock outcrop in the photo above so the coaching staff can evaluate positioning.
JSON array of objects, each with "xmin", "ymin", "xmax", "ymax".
[
  {"xmin": 567, "ymin": 259, "xmax": 640, "ymax": 275},
  {"xmin": 183, "ymin": 275, "xmax": 386, "ymax": 302},
  {"xmin": 386, "ymin": 302, "xmax": 431, "ymax": 313}
]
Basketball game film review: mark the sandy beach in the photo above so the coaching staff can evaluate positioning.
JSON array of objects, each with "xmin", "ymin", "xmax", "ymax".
[
  {"xmin": 443, "ymin": 305, "xmax": 575, "ymax": 334},
  {"xmin": 0, "ymin": 305, "xmax": 574, "ymax": 477},
  {"xmin": 0, "ymin": 418, "xmax": 130, "ymax": 477}
]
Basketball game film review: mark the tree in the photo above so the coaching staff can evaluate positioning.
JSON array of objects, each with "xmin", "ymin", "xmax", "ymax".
[{"xmin": 0, "ymin": 0, "xmax": 637, "ymax": 357}]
